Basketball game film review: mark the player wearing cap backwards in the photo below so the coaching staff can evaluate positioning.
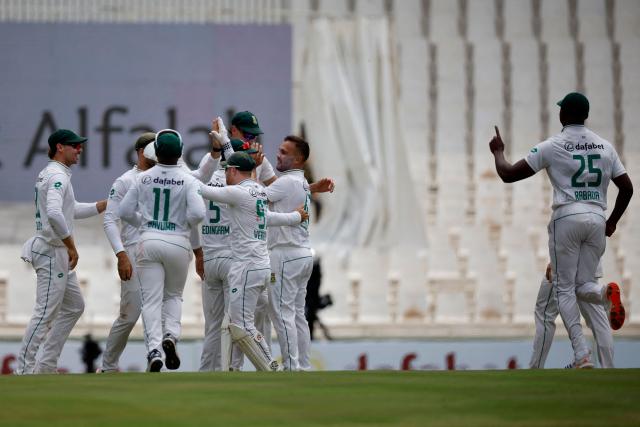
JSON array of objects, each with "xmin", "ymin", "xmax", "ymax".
[
  {"xmin": 199, "ymin": 151, "xmax": 308, "ymax": 371},
  {"xmin": 16, "ymin": 129, "xmax": 107, "ymax": 374},
  {"xmin": 119, "ymin": 130, "xmax": 206, "ymax": 372},
  {"xmin": 490, "ymin": 92, "xmax": 633, "ymax": 368}
]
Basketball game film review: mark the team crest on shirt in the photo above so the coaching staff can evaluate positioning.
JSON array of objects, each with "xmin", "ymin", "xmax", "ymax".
[
  {"xmin": 270, "ymin": 273, "xmax": 276, "ymax": 283},
  {"xmin": 57, "ymin": 273, "xmax": 64, "ymax": 278},
  {"xmin": 54, "ymin": 182, "xmax": 62, "ymax": 189},
  {"xmin": 231, "ymin": 288, "xmax": 237, "ymax": 293},
  {"xmin": 530, "ymin": 147, "xmax": 538, "ymax": 153}
]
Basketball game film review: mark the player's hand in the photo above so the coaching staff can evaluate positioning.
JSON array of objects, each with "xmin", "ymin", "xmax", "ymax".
[
  {"xmin": 295, "ymin": 204, "xmax": 309, "ymax": 223},
  {"xmin": 67, "ymin": 246, "xmax": 79, "ymax": 270},
  {"xmin": 251, "ymin": 142, "xmax": 264, "ymax": 166},
  {"xmin": 605, "ymin": 220, "xmax": 616, "ymax": 237},
  {"xmin": 194, "ymin": 250, "xmax": 205, "ymax": 281},
  {"xmin": 96, "ymin": 200, "xmax": 107, "ymax": 214},
  {"xmin": 489, "ymin": 126, "xmax": 505, "ymax": 154},
  {"xmin": 545, "ymin": 263, "xmax": 552, "ymax": 282},
  {"xmin": 209, "ymin": 117, "xmax": 229, "ymax": 147},
  {"xmin": 310, "ymin": 178, "xmax": 335, "ymax": 194},
  {"xmin": 116, "ymin": 251, "xmax": 133, "ymax": 282}
]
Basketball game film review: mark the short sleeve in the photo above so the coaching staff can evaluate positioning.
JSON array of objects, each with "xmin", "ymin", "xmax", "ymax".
[{"xmin": 524, "ymin": 140, "xmax": 552, "ymax": 173}]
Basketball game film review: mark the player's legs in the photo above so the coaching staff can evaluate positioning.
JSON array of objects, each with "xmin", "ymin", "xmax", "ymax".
[
  {"xmin": 255, "ymin": 288, "xmax": 272, "ymax": 350},
  {"xmin": 269, "ymin": 248, "xmax": 313, "ymax": 371},
  {"xmin": 160, "ymin": 240, "xmax": 191, "ymax": 343},
  {"xmin": 549, "ymin": 214, "xmax": 593, "ymax": 364},
  {"xmin": 228, "ymin": 262, "xmax": 273, "ymax": 369},
  {"xmin": 136, "ymin": 239, "xmax": 167, "ymax": 355},
  {"xmin": 578, "ymin": 300, "xmax": 614, "ymax": 368},
  {"xmin": 199, "ymin": 256, "xmax": 230, "ymax": 371},
  {"xmin": 35, "ymin": 270, "xmax": 85, "ymax": 374},
  {"xmin": 529, "ymin": 273, "xmax": 559, "ymax": 369},
  {"xmin": 295, "ymin": 259, "xmax": 314, "ymax": 371},
  {"xmin": 16, "ymin": 241, "xmax": 67, "ymax": 374},
  {"xmin": 101, "ymin": 246, "xmax": 142, "ymax": 372}
]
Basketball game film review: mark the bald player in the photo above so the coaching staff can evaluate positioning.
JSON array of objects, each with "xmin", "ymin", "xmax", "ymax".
[
  {"xmin": 490, "ymin": 92, "xmax": 632, "ymax": 368},
  {"xmin": 17, "ymin": 129, "xmax": 106, "ymax": 374},
  {"xmin": 119, "ymin": 129, "xmax": 206, "ymax": 372},
  {"xmin": 200, "ymin": 152, "xmax": 307, "ymax": 371}
]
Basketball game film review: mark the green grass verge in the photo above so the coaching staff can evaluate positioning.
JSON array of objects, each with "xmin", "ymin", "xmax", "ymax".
[{"xmin": 1, "ymin": 370, "xmax": 639, "ymax": 427}]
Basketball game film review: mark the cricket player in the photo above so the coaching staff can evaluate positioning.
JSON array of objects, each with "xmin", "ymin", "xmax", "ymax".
[
  {"xmin": 100, "ymin": 134, "xmax": 157, "ymax": 372},
  {"xmin": 198, "ymin": 138, "xmax": 258, "ymax": 371},
  {"xmin": 199, "ymin": 152, "xmax": 308, "ymax": 371},
  {"xmin": 490, "ymin": 92, "xmax": 633, "ymax": 368},
  {"xmin": 530, "ymin": 263, "xmax": 614, "ymax": 368},
  {"xmin": 119, "ymin": 129, "xmax": 206, "ymax": 372},
  {"xmin": 100, "ymin": 122, "xmax": 234, "ymax": 372},
  {"xmin": 266, "ymin": 135, "xmax": 316, "ymax": 371},
  {"xmin": 16, "ymin": 129, "xmax": 106, "ymax": 374}
]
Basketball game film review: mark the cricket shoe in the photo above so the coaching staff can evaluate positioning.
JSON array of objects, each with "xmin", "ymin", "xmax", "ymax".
[
  {"xmin": 147, "ymin": 349, "xmax": 163, "ymax": 372},
  {"xmin": 162, "ymin": 334, "xmax": 181, "ymax": 370},
  {"xmin": 566, "ymin": 352, "xmax": 594, "ymax": 369},
  {"xmin": 606, "ymin": 282, "xmax": 625, "ymax": 330}
]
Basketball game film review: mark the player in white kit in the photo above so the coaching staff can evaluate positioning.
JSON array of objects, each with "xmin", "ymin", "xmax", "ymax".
[
  {"xmin": 530, "ymin": 262, "xmax": 614, "ymax": 368},
  {"xmin": 100, "ymin": 124, "xmax": 233, "ymax": 372},
  {"xmin": 266, "ymin": 135, "xmax": 315, "ymax": 371},
  {"xmin": 16, "ymin": 129, "xmax": 106, "ymax": 374},
  {"xmin": 490, "ymin": 92, "xmax": 633, "ymax": 368},
  {"xmin": 199, "ymin": 152, "xmax": 307, "ymax": 371},
  {"xmin": 119, "ymin": 129, "xmax": 206, "ymax": 372}
]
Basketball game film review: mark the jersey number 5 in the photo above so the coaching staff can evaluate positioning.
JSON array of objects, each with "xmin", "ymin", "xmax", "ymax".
[{"xmin": 571, "ymin": 154, "xmax": 602, "ymax": 188}]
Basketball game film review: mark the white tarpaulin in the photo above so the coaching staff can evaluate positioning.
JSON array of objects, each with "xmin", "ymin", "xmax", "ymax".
[{"xmin": 301, "ymin": 18, "xmax": 427, "ymax": 252}]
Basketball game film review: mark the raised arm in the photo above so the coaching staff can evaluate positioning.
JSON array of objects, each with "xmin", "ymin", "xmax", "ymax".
[{"xmin": 489, "ymin": 126, "xmax": 535, "ymax": 183}]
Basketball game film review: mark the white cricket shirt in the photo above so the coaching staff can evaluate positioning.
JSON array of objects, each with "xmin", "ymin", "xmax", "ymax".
[{"xmin": 265, "ymin": 169, "xmax": 311, "ymax": 250}]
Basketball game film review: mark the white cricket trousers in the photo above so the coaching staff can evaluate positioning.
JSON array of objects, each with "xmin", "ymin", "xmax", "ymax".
[
  {"xmin": 17, "ymin": 237, "xmax": 84, "ymax": 374},
  {"xmin": 548, "ymin": 204, "xmax": 606, "ymax": 363},
  {"xmin": 268, "ymin": 247, "xmax": 314, "ymax": 371},
  {"xmin": 228, "ymin": 260, "xmax": 273, "ymax": 368},
  {"xmin": 529, "ymin": 275, "xmax": 614, "ymax": 368},
  {"xmin": 136, "ymin": 234, "xmax": 191, "ymax": 354},
  {"xmin": 101, "ymin": 244, "xmax": 143, "ymax": 371},
  {"xmin": 199, "ymin": 253, "xmax": 232, "ymax": 371}
]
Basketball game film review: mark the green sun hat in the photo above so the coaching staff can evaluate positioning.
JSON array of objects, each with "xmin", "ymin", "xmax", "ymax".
[
  {"xmin": 231, "ymin": 111, "xmax": 263, "ymax": 135},
  {"xmin": 557, "ymin": 92, "xmax": 589, "ymax": 118},
  {"xmin": 230, "ymin": 138, "xmax": 258, "ymax": 154},
  {"xmin": 221, "ymin": 152, "xmax": 256, "ymax": 172},
  {"xmin": 48, "ymin": 129, "xmax": 87, "ymax": 150}
]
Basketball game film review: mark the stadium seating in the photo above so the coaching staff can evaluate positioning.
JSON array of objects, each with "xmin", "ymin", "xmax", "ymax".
[{"xmin": 0, "ymin": 0, "xmax": 638, "ymax": 338}]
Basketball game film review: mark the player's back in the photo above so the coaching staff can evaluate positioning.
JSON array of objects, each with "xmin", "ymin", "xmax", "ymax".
[
  {"xmin": 136, "ymin": 164, "xmax": 203, "ymax": 238},
  {"xmin": 201, "ymin": 168, "xmax": 232, "ymax": 255},
  {"xmin": 527, "ymin": 125, "xmax": 626, "ymax": 212}
]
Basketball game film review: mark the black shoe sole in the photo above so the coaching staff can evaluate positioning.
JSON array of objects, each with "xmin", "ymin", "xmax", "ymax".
[
  {"xmin": 148, "ymin": 359, "xmax": 163, "ymax": 372},
  {"xmin": 162, "ymin": 339, "xmax": 181, "ymax": 370}
]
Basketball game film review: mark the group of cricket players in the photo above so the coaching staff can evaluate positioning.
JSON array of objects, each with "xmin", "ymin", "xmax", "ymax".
[
  {"xmin": 16, "ymin": 110, "xmax": 333, "ymax": 373},
  {"xmin": 13, "ymin": 91, "xmax": 635, "ymax": 374}
]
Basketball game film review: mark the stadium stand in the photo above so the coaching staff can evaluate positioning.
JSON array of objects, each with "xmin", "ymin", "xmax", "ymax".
[{"xmin": 0, "ymin": 0, "xmax": 638, "ymax": 339}]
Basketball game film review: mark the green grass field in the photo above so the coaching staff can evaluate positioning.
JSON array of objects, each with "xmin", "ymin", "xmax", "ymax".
[{"xmin": 1, "ymin": 370, "xmax": 639, "ymax": 427}]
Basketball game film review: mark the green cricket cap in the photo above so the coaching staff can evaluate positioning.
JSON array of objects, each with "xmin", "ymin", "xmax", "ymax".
[
  {"xmin": 48, "ymin": 129, "xmax": 87, "ymax": 150},
  {"xmin": 231, "ymin": 111, "xmax": 263, "ymax": 135},
  {"xmin": 134, "ymin": 132, "xmax": 156, "ymax": 150},
  {"xmin": 230, "ymin": 138, "xmax": 258, "ymax": 154},
  {"xmin": 154, "ymin": 129, "xmax": 183, "ymax": 158},
  {"xmin": 222, "ymin": 152, "xmax": 256, "ymax": 172},
  {"xmin": 557, "ymin": 92, "xmax": 589, "ymax": 119}
]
